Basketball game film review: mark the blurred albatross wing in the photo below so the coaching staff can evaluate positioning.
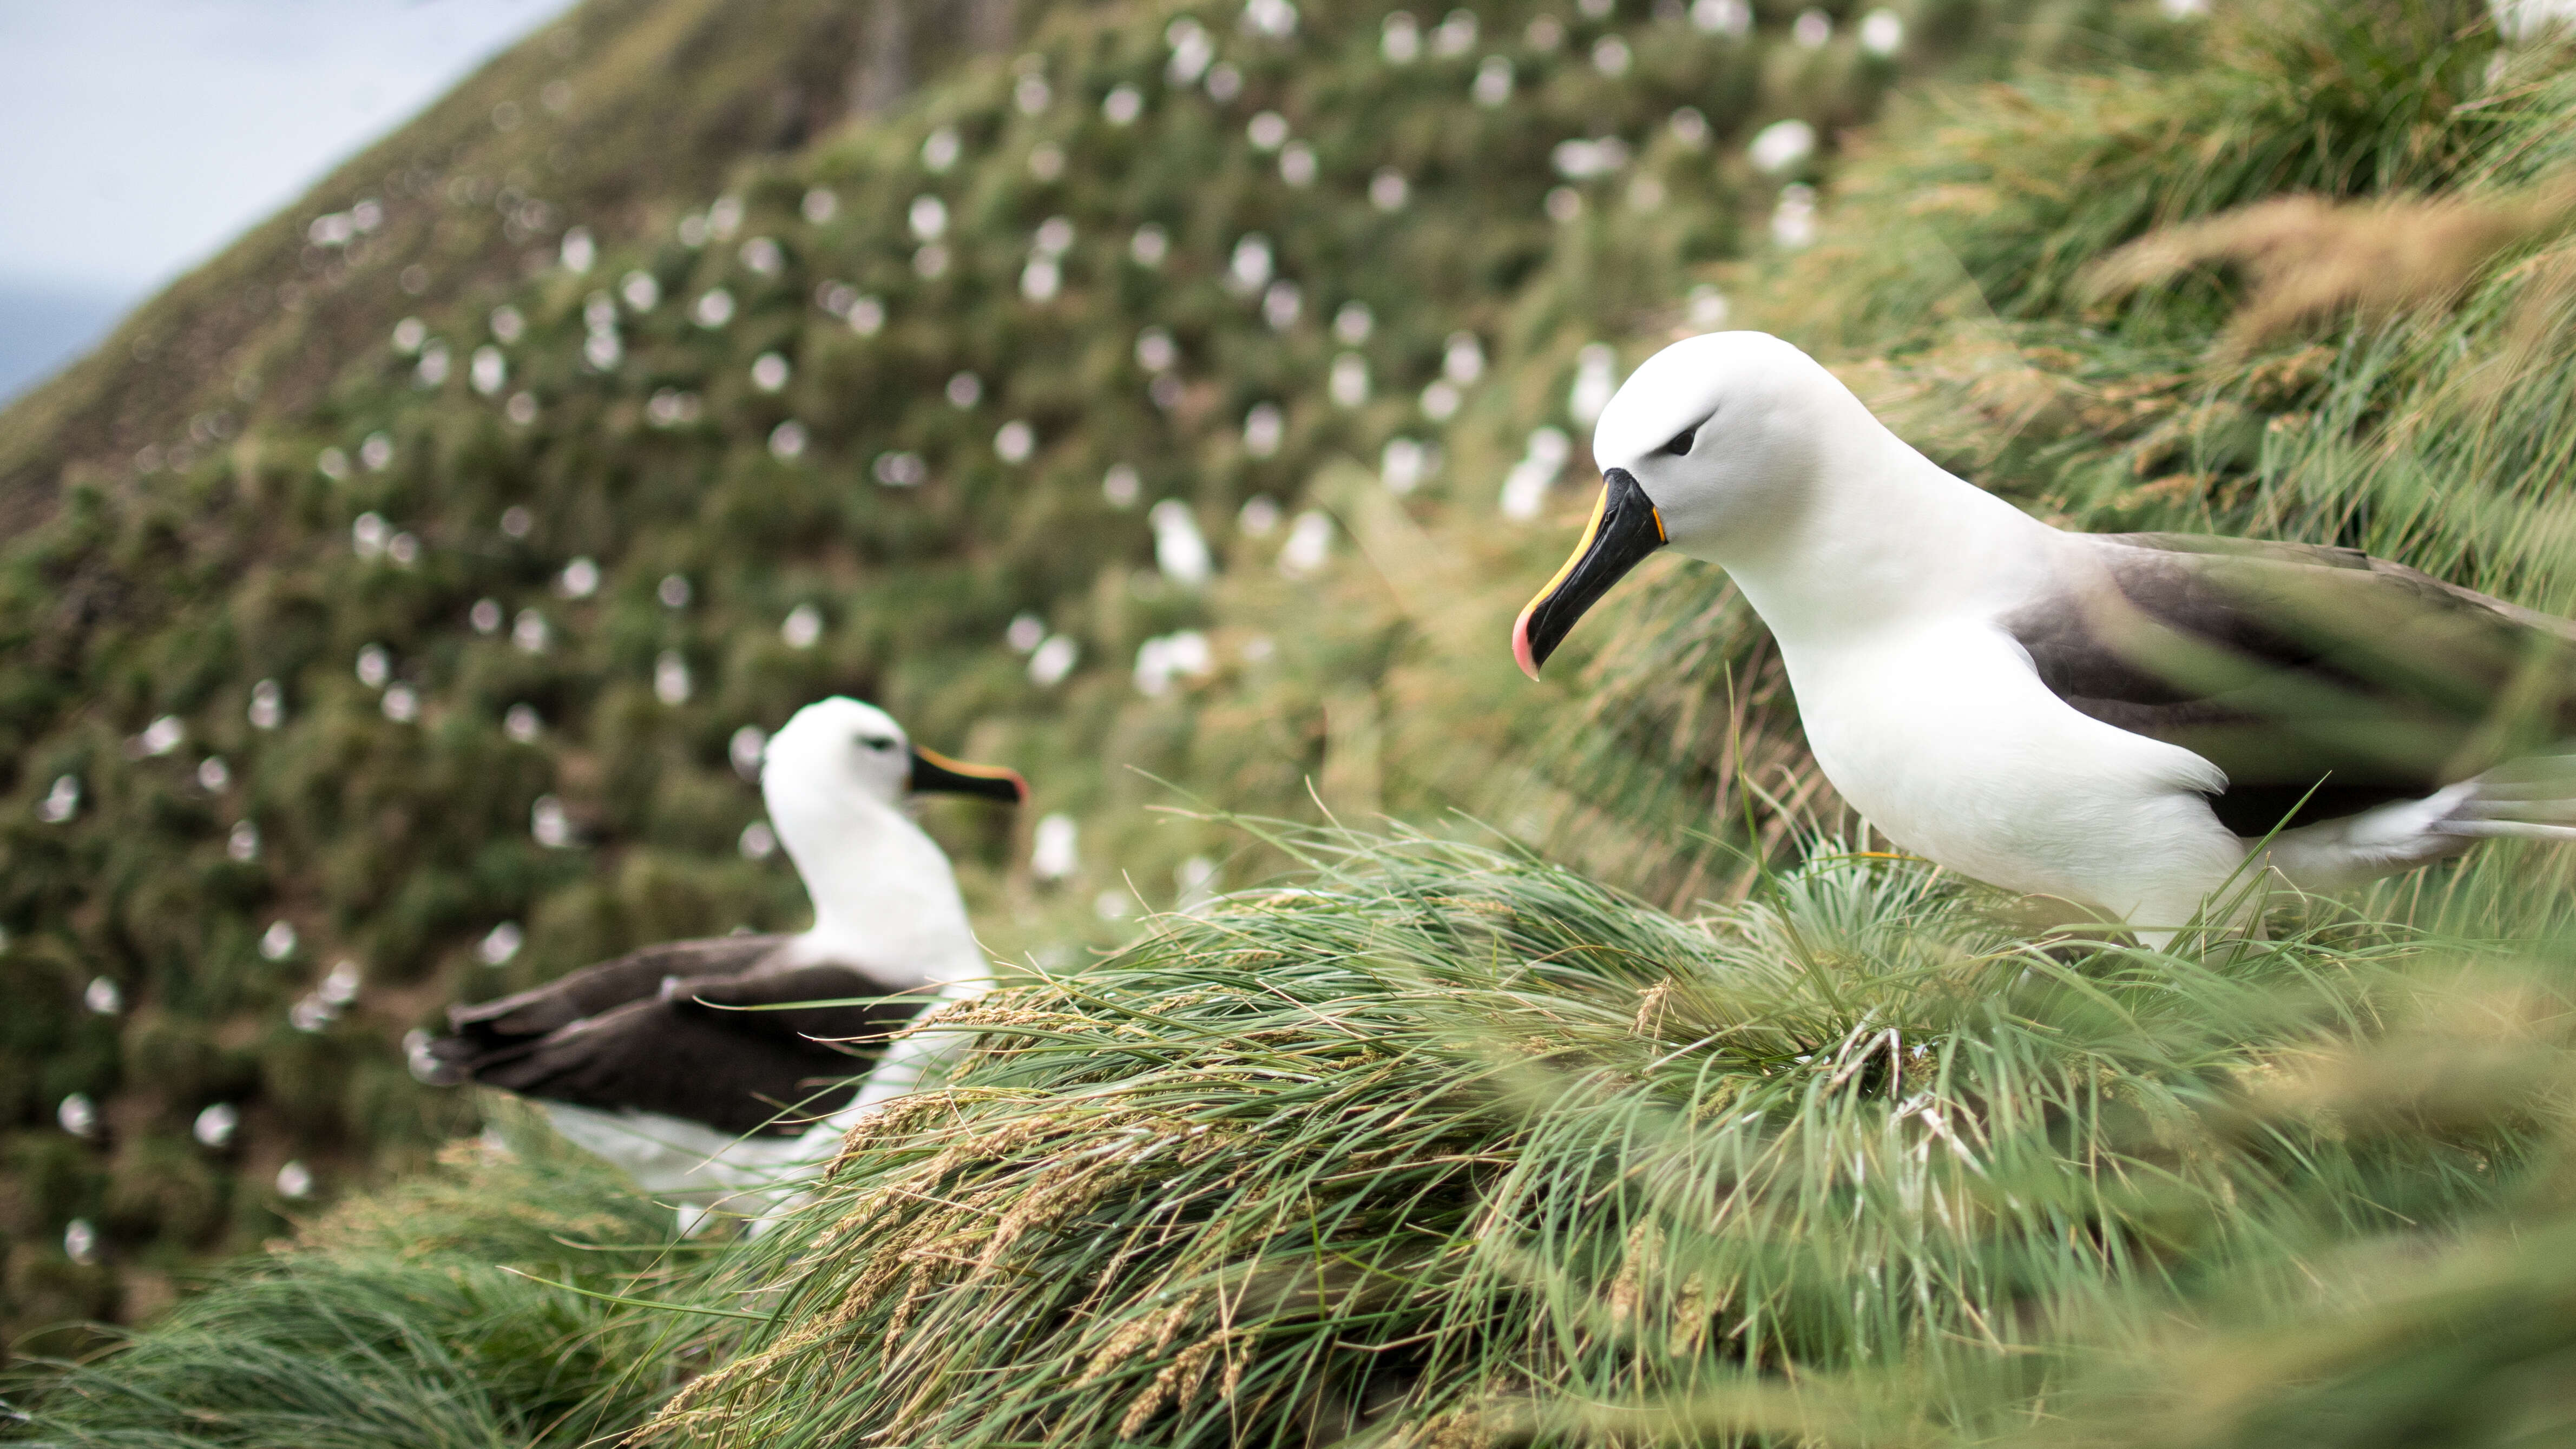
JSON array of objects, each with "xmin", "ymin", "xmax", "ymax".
[{"xmin": 426, "ymin": 937, "xmax": 933, "ymax": 1136}]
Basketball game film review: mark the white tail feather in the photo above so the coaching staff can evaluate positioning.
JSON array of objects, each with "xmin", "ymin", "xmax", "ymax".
[{"xmin": 2433, "ymin": 819, "xmax": 2576, "ymax": 841}]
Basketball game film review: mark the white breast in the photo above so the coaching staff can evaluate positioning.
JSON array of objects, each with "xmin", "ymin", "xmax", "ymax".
[
  {"xmin": 1781, "ymin": 620, "xmax": 2243, "ymax": 921},
  {"xmin": 786, "ymin": 804, "xmax": 987, "ymax": 987}
]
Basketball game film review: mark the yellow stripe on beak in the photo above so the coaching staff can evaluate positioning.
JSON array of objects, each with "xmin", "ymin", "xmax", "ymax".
[
  {"xmin": 909, "ymin": 746, "xmax": 1030, "ymax": 802},
  {"xmin": 1521, "ymin": 486, "xmax": 1614, "ymax": 626},
  {"xmin": 1512, "ymin": 467, "xmax": 1670, "ymax": 679}
]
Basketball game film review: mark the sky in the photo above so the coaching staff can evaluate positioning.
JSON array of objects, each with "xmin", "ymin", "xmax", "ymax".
[{"xmin": 0, "ymin": 0, "xmax": 577, "ymax": 404}]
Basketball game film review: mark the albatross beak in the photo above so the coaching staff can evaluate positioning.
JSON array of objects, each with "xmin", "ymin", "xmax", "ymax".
[
  {"xmin": 909, "ymin": 746, "xmax": 1029, "ymax": 803},
  {"xmin": 1512, "ymin": 466, "xmax": 1668, "ymax": 679}
]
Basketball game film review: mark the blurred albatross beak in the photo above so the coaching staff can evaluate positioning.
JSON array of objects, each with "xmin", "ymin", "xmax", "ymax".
[
  {"xmin": 1511, "ymin": 466, "xmax": 1667, "ymax": 679},
  {"xmin": 908, "ymin": 746, "xmax": 1029, "ymax": 803}
]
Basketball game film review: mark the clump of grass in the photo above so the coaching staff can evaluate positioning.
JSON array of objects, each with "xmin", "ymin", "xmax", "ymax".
[
  {"xmin": 2007, "ymin": 1191, "xmax": 2576, "ymax": 1448},
  {"xmin": 15, "ymin": 828, "xmax": 2572, "ymax": 1447},
  {"xmin": 2, "ymin": 1106, "xmax": 712, "ymax": 1447},
  {"xmin": 1895, "ymin": 945, "xmax": 2576, "ymax": 1449},
  {"xmin": 647, "ymin": 825, "xmax": 2544, "ymax": 1447}
]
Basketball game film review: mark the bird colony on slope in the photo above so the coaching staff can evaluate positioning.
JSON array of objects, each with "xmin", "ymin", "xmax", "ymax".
[{"xmin": 0, "ymin": 0, "xmax": 2007, "ymax": 1312}]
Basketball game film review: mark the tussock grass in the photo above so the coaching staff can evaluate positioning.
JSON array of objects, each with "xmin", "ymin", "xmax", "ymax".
[
  {"xmin": 2079, "ymin": 175, "xmax": 2576, "ymax": 360},
  {"xmin": 14, "ymin": 832, "xmax": 2576, "ymax": 1446},
  {"xmin": 647, "ymin": 828, "xmax": 2558, "ymax": 1446},
  {"xmin": 2, "ymin": 1110, "xmax": 715, "ymax": 1446}
]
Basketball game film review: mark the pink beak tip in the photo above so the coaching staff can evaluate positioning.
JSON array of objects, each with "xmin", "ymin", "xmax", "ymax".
[{"xmin": 1510, "ymin": 611, "xmax": 1542, "ymax": 681}]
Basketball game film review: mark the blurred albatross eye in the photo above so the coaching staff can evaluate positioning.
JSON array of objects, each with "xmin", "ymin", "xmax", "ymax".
[{"xmin": 858, "ymin": 735, "xmax": 898, "ymax": 752}]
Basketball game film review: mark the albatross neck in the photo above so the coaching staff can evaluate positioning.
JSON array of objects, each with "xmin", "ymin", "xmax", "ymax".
[
  {"xmin": 774, "ymin": 793, "xmax": 982, "ymax": 985},
  {"xmin": 1710, "ymin": 425, "xmax": 2055, "ymax": 652}
]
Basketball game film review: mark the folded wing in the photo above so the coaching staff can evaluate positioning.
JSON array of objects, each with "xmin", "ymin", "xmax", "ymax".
[
  {"xmin": 434, "ymin": 934, "xmax": 796, "ymax": 1058},
  {"xmin": 425, "ymin": 938, "xmax": 936, "ymax": 1137},
  {"xmin": 2006, "ymin": 533, "xmax": 2576, "ymax": 837}
]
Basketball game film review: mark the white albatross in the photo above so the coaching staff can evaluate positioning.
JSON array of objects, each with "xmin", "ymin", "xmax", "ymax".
[
  {"xmin": 424, "ymin": 697, "xmax": 1023, "ymax": 1209},
  {"xmin": 1514, "ymin": 331, "xmax": 2576, "ymax": 944}
]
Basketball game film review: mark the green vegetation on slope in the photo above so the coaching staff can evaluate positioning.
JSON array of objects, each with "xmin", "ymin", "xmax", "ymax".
[
  {"xmin": 21, "ymin": 827, "xmax": 2576, "ymax": 1446},
  {"xmin": 0, "ymin": 0, "xmax": 2131, "ymax": 1348},
  {"xmin": 19, "ymin": 0, "xmax": 2576, "ymax": 1439},
  {"xmin": 0, "ymin": 0, "xmax": 1024, "ymax": 536}
]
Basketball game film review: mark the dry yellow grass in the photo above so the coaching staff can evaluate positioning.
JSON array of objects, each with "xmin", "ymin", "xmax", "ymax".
[{"xmin": 2083, "ymin": 174, "xmax": 2576, "ymax": 356}]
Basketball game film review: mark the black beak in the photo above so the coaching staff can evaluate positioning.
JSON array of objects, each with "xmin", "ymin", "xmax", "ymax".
[
  {"xmin": 908, "ymin": 746, "xmax": 1028, "ymax": 803},
  {"xmin": 1512, "ymin": 466, "xmax": 1668, "ymax": 678}
]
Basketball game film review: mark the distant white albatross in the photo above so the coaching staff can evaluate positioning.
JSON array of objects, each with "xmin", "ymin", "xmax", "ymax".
[
  {"xmin": 1514, "ymin": 331, "xmax": 2576, "ymax": 943},
  {"xmin": 424, "ymin": 696, "xmax": 1023, "ymax": 1199}
]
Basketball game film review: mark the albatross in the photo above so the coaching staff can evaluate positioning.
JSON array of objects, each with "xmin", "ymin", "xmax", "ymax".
[
  {"xmin": 1514, "ymin": 331, "xmax": 2576, "ymax": 942},
  {"xmin": 424, "ymin": 696, "xmax": 1023, "ymax": 1200}
]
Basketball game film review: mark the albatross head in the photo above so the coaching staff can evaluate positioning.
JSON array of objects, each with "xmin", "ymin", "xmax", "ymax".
[
  {"xmin": 759, "ymin": 699, "xmax": 1024, "ymax": 976},
  {"xmin": 761, "ymin": 697, "xmax": 1028, "ymax": 814},
  {"xmin": 1513, "ymin": 331, "xmax": 1853, "ymax": 676}
]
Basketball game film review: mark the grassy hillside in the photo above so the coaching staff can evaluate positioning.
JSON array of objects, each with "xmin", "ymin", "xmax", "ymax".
[
  {"xmin": 0, "ymin": 0, "xmax": 1047, "ymax": 1344},
  {"xmin": 0, "ymin": 0, "xmax": 2146, "ymax": 1351},
  {"xmin": 0, "ymin": 0, "xmax": 1021, "ymax": 538},
  {"xmin": 15, "ymin": 0, "xmax": 2576, "ymax": 1436}
]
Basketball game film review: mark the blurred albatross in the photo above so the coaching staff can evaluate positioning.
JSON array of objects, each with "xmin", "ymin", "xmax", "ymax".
[
  {"xmin": 1514, "ymin": 331, "xmax": 2576, "ymax": 944},
  {"xmin": 425, "ymin": 697, "xmax": 1023, "ymax": 1200}
]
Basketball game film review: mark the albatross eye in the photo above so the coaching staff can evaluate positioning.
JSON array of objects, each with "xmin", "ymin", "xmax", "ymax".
[
  {"xmin": 857, "ymin": 735, "xmax": 897, "ymax": 752},
  {"xmin": 1660, "ymin": 425, "xmax": 1697, "ymax": 457}
]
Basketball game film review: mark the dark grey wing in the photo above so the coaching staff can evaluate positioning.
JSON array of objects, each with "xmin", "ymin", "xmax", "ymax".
[
  {"xmin": 671, "ymin": 963, "xmax": 938, "ymax": 1048},
  {"xmin": 2005, "ymin": 532, "xmax": 2576, "ymax": 837},
  {"xmin": 439, "ymin": 961, "xmax": 937, "ymax": 1137},
  {"xmin": 429, "ymin": 934, "xmax": 796, "ymax": 1072},
  {"xmin": 458, "ymin": 999, "xmax": 843, "ymax": 1137},
  {"xmin": 421, "ymin": 934, "xmax": 788, "ymax": 1094}
]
